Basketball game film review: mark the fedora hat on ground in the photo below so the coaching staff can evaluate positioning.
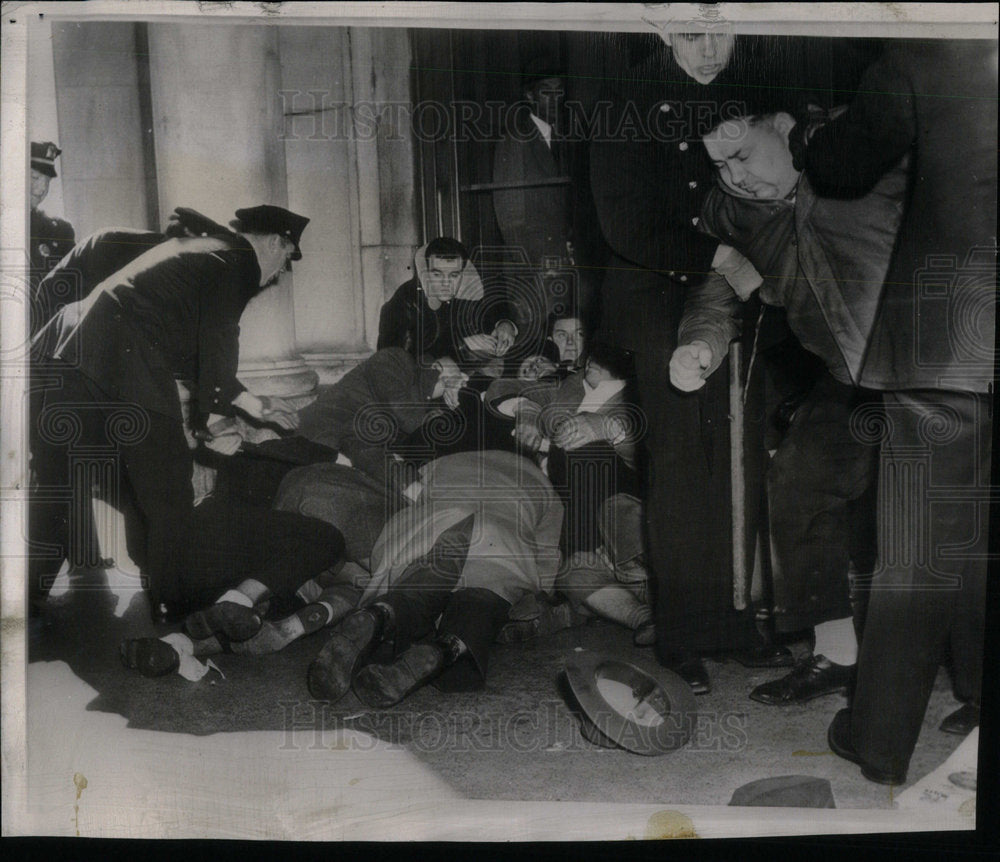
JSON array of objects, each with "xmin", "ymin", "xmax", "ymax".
[{"xmin": 564, "ymin": 650, "xmax": 698, "ymax": 755}]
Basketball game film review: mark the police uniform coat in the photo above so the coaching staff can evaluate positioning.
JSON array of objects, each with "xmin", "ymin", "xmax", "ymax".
[
  {"xmin": 30, "ymin": 207, "xmax": 75, "ymax": 275},
  {"xmin": 49, "ymin": 233, "xmax": 260, "ymax": 423},
  {"xmin": 587, "ymin": 42, "xmax": 779, "ymax": 659}
]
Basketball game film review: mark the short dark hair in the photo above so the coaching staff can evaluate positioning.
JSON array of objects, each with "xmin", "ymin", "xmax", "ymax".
[
  {"xmin": 585, "ymin": 340, "xmax": 635, "ymax": 381},
  {"xmin": 424, "ymin": 237, "xmax": 470, "ymax": 267}
]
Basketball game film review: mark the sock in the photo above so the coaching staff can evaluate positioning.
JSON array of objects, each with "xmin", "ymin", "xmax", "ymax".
[
  {"xmin": 217, "ymin": 589, "xmax": 254, "ymax": 608},
  {"xmin": 814, "ymin": 616, "xmax": 857, "ymax": 666},
  {"xmin": 435, "ymin": 632, "xmax": 467, "ymax": 666},
  {"xmin": 296, "ymin": 579, "xmax": 324, "ymax": 604}
]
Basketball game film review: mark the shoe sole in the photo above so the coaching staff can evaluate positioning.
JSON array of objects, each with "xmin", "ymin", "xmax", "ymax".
[
  {"xmin": 749, "ymin": 682, "xmax": 848, "ymax": 706},
  {"xmin": 307, "ymin": 612, "xmax": 379, "ymax": 703},
  {"xmin": 185, "ymin": 603, "xmax": 262, "ymax": 642},
  {"xmin": 120, "ymin": 638, "xmax": 180, "ymax": 678}
]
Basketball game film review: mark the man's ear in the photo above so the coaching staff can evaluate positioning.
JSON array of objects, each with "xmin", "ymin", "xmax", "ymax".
[{"xmin": 772, "ymin": 112, "xmax": 797, "ymax": 140}]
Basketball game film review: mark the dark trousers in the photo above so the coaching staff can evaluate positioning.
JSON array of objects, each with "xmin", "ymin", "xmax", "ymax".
[
  {"xmin": 547, "ymin": 443, "xmax": 639, "ymax": 555},
  {"xmin": 598, "ymin": 261, "xmax": 758, "ymax": 659},
  {"xmin": 851, "ymin": 390, "xmax": 990, "ymax": 777},
  {"xmin": 377, "ymin": 514, "xmax": 511, "ymax": 690},
  {"xmin": 766, "ymin": 373, "xmax": 880, "ymax": 633},
  {"xmin": 29, "ymin": 367, "xmax": 194, "ymax": 611},
  {"xmin": 30, "ymin": 366, "xmax": 345, "ymax": 616}
]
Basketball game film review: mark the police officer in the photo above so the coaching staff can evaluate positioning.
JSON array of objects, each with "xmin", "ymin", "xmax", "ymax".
[
  {"xmin": 30, "ymin": 141, "xmax": 75, "ymax": 275},
  {"xmin": 588, "ymin": 27, "xmax": 787, "ymax": 692},
  {"xmin": 30, "ymin": 204, "xmax": 315, "ymax": 620}
]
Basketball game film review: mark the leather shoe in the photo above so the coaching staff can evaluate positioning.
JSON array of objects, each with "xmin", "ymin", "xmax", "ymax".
[
  {"xmin": 353, "ymin": 642, "xmax": 446, "ymax": 708},
  {"xmin": 307, "ymin": 608, "xmax": 384, "ymax": 703},
  {"xmin": 939, "ymin": 703, "xmax": 980, "ymax": 736},
  {"xmin": 663, "ymin": 655, "xmax": 711, "ymax": 695},
  {"xmin": 185, "ymin": 601, "xmax": 262, "ymax": 642},
  {"xmin": 750, "ymin": 655, "xmax": 851, "ymax": 705},
  {"xmin": 828, "ymin": 708, "xmax": 907, "ymax": 785},
  {"xmin": 729, "ymin": 643, "xmax": 795, "ymax": 669},
  {"xmin": 120, "ymin": 638, "xmax": 180, "ymax": 678}
]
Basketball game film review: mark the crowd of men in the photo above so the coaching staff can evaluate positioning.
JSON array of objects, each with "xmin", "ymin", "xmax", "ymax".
[{"xmin": 26, "ymin": 28, "xmax": 996, "ymax": 786}]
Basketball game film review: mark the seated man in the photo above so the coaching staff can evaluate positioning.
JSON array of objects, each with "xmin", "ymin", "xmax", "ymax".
[
  {"xmin": 377, "ymin": 237, "xmax": 518, "ymax": 377},
  {"xmin": 499, "ymin": 341, "xmax": 639, "ymax": 555},
  {"xmin": 670, "ymin": 103, "xmax": 904, "ymax": 706},
  {"xmin": 306, "ymin": 450, "xmax": 564, "ymax": 707},
  {"xmin": 293, "ymin": 347, "xmax": 469, "ymax": 489},
  {"xmin": 557, "ymin": 493, "xmax": 655, "ymax": 645}
]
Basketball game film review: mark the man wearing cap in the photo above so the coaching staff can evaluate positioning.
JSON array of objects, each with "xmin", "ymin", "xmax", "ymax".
[
  {"xmin": 30, "ymin": 204, "xmax": 313, "ymax": 619},
  {"xmin": 30, "ymin": 141, "xmax": 75, "ymax": 278}
]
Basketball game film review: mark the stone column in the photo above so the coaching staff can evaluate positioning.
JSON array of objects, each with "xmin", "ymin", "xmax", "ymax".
[{"xmin": 146, "ymin": 23, "xmax": 316, "ymax": 397}]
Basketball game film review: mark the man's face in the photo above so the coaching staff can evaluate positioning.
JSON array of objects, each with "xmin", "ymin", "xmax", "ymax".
[
  {"xmin": 424, "ymin": 255, "xmax": 464, "ymax": 302},
  {"xmin": 518, "ymin": 355, "xmax": 558, "ymax": 381},
  {"xmin": 527, "ymin": 76, "xmax": 565, "ymax": 126},
  {"xmin": 550, "ymin": 317, "xmax": 585, "ymax": 364},
  {"xmin": 258, "ymin": 235, "xmax": 295, "ymax": 287},
  {"xmin": 704, "ymin": 115, "xmax": 800, "ymax": 200},
  {"xmin": 30, "ymin": 169, "xmax": 51, "ymax": 210},
  {"xmin": 664, "ymin": 31, "xmax": 735, "ymax": 84},
  {"xmin": 583, "ymin": 357, "xmax": 615, "ymax": 388}
]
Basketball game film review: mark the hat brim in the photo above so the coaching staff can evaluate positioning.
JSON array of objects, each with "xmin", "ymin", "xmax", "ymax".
[{"xmin": 565, "ymin": 651, "xmax": 698, "ymax": 755}]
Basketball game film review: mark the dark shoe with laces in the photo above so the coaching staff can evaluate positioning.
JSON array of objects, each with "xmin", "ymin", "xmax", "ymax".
[
  {"xmin": 307, "ymin": 608, "xmax": 384, "ymax": 703},
  {"xmin": 185, "ymin": 601, "xmax": 262, "ymax": 642},
  {"xmin": 939, "ymin": 703, "xmax": 980, "ymax": 736},
  {"xmin": 120, "ymin": 638, "xmax": 180, "ymax": 678},
  {"xmin": 749, "ymin": 654, "xmax": 851, "ymax": 705},
  {"xmin": 828, "ymin": 708, "xmax": 907, "ymax": 785}
]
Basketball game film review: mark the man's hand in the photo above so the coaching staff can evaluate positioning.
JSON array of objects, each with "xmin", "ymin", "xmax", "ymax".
[
  {"xmin": 514, "ymin": 419, "xmax": 544, "ymax": 453},
  {"xmin": 204, "ymin": 432, "xmax": 243, "ymax": 456},
  {"xmin": 490, "ymin": 320, "xmax": 517, "ymax": 356},
  {"xmin": 669, "ymin": 340, "xmax": 714, "ymax": 392},
  {"xmin": 232, "ymin": 391, "xmax": 300, "ymax": 430},
  {"xmin": 432, "ymin": 356, "xmax": 469, "ymax": 409},
  {"xmin": 551, "ymin": 413, "xmax": 604, "ymax": 450},
  {"xmin": 199, "ymin": 415, "xmax": 243, "ymax": 456}
]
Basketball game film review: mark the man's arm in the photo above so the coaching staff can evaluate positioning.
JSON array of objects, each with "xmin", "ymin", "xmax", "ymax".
[
  {"xmin": 376, "ymin": 284, "xmax": 414, "ymax": 353},
  {"xmin": 800, "ymin": 49, "xmax": 916, "ymax": 198},
  {"xmin": 196, "ymin": 261, "xmax": 249, "ymax": 418},
  {"xmin": 671, "ymin": 268, "xmax": 743, "ymax": 390}
]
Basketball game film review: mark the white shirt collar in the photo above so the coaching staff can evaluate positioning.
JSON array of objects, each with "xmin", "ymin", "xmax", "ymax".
[{"xmin": 530, "ymin": 113, "xmax": 553, "ymax": 148}]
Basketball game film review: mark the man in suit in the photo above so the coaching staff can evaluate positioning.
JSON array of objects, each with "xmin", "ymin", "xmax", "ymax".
[
  {"xmin": 794, "ymin": 39, "xmax": 996, "ymax": 784},
  {"xmin": 493, "ymin": 57, "xmax": 577, "ymax": 328}
]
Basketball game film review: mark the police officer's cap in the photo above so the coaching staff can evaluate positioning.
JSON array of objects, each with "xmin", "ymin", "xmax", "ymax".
[
  {"xmin": 232, "ymin": 205, "xmax": 310, "ymax": 260},
  {"xmin": 31, "ymin": 141, "xmax": 62, "ymax": 178}
]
